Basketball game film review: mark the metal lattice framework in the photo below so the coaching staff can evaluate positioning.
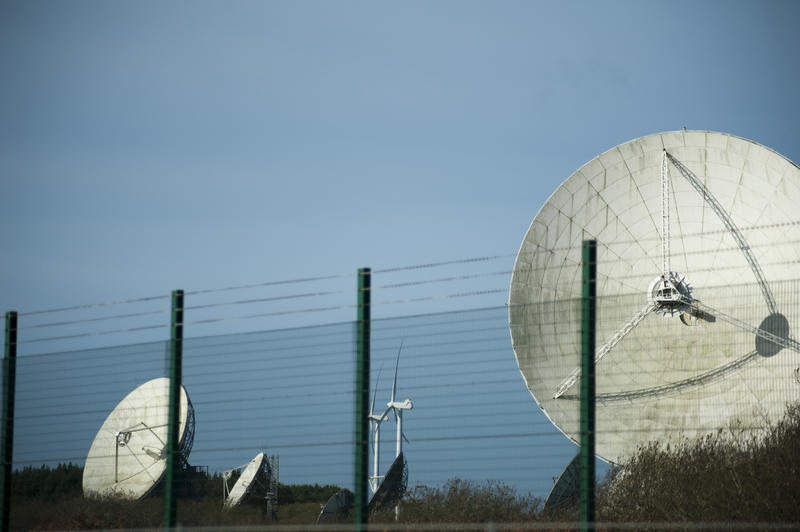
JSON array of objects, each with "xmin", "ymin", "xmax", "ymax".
[{"xmin": 665, "ymin": 151, "xmax": 777, "ymax": 314}]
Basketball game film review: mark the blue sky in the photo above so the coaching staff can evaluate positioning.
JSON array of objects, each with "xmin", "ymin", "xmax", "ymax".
[
  {"xmin": 2, "ymin": 0, "xmax": 800, "ymax": 499},
  {"xmin": 3, "ymin": 1, "xmax": 799, "ymax": 313}
]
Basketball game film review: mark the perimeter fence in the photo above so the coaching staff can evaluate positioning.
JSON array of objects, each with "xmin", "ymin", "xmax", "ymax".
[{"xmin": 2, "ymin": 245, "xmax": 800, "ymax": 531}]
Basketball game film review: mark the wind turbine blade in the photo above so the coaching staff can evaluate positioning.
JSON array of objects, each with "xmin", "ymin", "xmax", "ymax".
[
  {"xmin": 370, "ymin": 362, "xmax": 384, "ymax": 416},
  {"xmin": 391, "ymin": 339, "xmax": 404, "ymax": 403}
]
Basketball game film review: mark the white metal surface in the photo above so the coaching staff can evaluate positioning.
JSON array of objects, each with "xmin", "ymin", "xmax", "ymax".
[
  {"xmin": 509, "ymin": 130, "xmax": 800, "ymax": 463},
  {"xmin": 82, "ymin": 378, "xmax": 193, "ymax": 499}
]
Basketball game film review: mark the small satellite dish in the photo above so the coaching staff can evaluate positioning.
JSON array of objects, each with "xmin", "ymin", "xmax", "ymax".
[
  {"xmin": 316, "ymin": 489, "xmax": 354, "ymax": 524},
  {"xmin": 543, "ymin": 453, "xmax": 580, "ymax": 513},
  {"xmin": 82, "ymin": 377, "xmax": 195, "ymax": 499},
  {"xmin": 224, "ymin": 452, "xmax": 272, "ymax": 508},
  {"xmin": 368, "ymin": 452, "xmax": 408, "ymax": 514}
]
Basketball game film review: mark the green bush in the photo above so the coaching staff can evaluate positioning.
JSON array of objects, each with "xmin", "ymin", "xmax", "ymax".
[
  {"xmin": 386, "ymin": 478, "xmax": 542, "ymax": 524},
  {"xmin": 598, "ymin": 402, "xmax": 800, "ymax": 523}
]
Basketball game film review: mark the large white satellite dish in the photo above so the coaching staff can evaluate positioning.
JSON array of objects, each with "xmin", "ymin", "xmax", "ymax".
[
  {"xmin": 509, "ymin": 130, "xmax": 800, "ymax": 463},
  {"xmin": 82, "ymin": 378, "xmax": 195, "ymax": 499}
]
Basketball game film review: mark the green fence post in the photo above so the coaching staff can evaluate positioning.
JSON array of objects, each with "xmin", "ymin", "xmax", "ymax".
[
  {"xmin": 2, "ymin": 312, "xmax": 17, "ymax": 532},
  {"xmin": 354, "ymin": 268, "xmax": 370, "ymax": 530},
  {"xmin": 580, "ymin": 241, "xmax": 596, "ymax": 532},
  {"xmin": 164, "ymin": 291, "xmax": 183, "ymax": 531}
]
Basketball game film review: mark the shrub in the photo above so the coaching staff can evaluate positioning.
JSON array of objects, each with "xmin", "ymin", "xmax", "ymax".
[
  {"xmin": 385, "ymin": 478, "xmax": 542, "ymax": 524},
  {"xmin": 598, "ymin": 402, "xmax": 800, "ymax": 523}
]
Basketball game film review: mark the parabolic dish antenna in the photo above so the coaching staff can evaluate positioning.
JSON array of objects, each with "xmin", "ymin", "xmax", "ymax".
[
  {"xmin": 509, "ymin": 130, "xmax": 800, "ymax": 463},
  {"xmin": 543, "ymin": 453, "xmax": 580, "ymax": 513},
  {"xmin": 316, "ymin": 489, "xmax": 354, "ymax": 524},
  {"xmin": 224, "ymin": 452, "xmax": 272, "ymax": 508},
  {"xmin": 83, "ymin": 377, "xmax": 195, "ymax": 499},
  {"xmin": 368, "ymin": 452, "xmax": 408, "ymax": 514}
]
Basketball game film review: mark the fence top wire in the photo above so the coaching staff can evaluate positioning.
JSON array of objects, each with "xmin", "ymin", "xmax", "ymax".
[
  {"xmin": 372, "ymin": 253, "xmax": 516, "ymax": 274},
  {"xmin": 9, "ymin": 257, "xmax": 515, "ymax": 348},
  {"xmin": 14, "ymin": 273, "xmax": 354, "ymax": 318},
  {"xmin": 12, "ymin": 254, "xmax": 518, "ymax": 317},
  {"xmin": 11, "ymin": 237, "xmax": 799, "ymax": 349},
  {"xmin": 8, "ymin": 215, "xmax": 799, "ymax": 320}
]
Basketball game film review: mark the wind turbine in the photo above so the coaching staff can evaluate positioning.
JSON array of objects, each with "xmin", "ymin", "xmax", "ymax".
[
  {"xmin": 368, "ymin": 363, "xmax": 389, "ymax": 494},
  {"xmin": 367, "ymin": 341, "xmax": 413, "ymax": 498},
  {"xmin": 387, "ymin": 342, "xmax": 412, "ymax": 459}
]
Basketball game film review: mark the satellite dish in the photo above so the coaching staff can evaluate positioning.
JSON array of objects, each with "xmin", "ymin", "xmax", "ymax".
[
  {"xmin": 368, "ymin": 452, "xmax": 408, "ymax": 514},
  {"xmin": 82, "ymin": 377, "xmax": 195, "ymax": 499},
  {"xmin": 316, "ymin": 489, "xmax": 354, "ymax": 524},
  {"xmin": 224, "ymin": 452, "xmax": 272, "ymax": 508},
  {"xmin": 509, "ymin": 130, "xmax": 800, "ymax": 463},
  {"xmin": 543, "ymin": 453, "xmax": 580, "ymax": 513}
]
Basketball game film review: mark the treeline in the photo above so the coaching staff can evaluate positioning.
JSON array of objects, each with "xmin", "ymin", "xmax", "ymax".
[
  {"xmin": 10, "ymin": 402, "xmax": 800, "ymax": 526},
  {"xmin": 11, "ymin": 463, "xmax": 82, "ymax": 501},
  {"xmin": 10, "ymin": 464, "xmax": 339, "ymax": 505},
  {"xmin": 278, "ymin": 483, "xmax": 340, "ymax": 505}
]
